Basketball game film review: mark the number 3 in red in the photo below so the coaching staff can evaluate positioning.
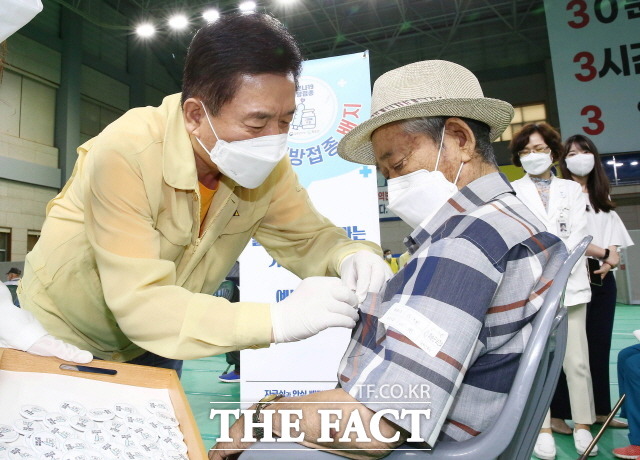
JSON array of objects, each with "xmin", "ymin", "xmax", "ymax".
[
  {"xmin": 567, "ymin": 0, "xmax": 590, "ymax": 28},
  {"xmin": 574, "ymin": 52, "xmax": 596, "ymax": 82},
  {"xmin": 581, "ymin": 105, "xmax": 605, "ymax": 135}
]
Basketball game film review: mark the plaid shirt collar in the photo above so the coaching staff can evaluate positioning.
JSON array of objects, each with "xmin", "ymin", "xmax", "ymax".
[{"xmin": 404, "ymin": 172, "xmax": 515, "ymax": 254}]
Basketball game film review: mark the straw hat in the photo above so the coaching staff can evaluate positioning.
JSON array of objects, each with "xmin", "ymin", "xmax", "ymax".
[{"xmin": 338, "ymin": 60, "xmax": 514, "ymax": 165}]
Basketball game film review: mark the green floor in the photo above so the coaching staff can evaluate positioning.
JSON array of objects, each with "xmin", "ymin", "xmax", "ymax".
[
  {"xmin": 182, "ymin": 355, "xmax": 240, "ymax": 450},
  {"xmin": 545, "ymin": 304, "xmax": 640, "ymax": 460},
  {"xmin": 181, "ymin": 304, "xmax": 640, "ymax": 458}
]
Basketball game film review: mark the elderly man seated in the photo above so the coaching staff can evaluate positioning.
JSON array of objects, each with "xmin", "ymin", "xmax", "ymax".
[{"xmin": 210, "ymin": 60, "xmax": 567, "ymax": 459}]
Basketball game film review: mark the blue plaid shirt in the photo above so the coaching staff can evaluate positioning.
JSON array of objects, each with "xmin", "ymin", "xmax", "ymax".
[{"xmin": 338, "ymin": 172, "xmax": 567, "ymax": 446}]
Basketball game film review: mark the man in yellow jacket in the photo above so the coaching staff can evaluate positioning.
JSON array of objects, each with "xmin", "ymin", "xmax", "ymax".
[{"xmin": 13, "ymin": 13, "xmax": 390, "ymax": 374}]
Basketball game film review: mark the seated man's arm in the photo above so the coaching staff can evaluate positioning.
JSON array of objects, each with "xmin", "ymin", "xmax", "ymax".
[
  {"xmin": 337, "ymin": 237, "xmax": 505, "ymax": 446},
  {"xmin": 210, "ymin": 388, "xmax": 406, "ymax": 460}
]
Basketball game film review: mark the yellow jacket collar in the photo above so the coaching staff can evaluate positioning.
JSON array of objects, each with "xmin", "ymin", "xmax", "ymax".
[{"xmin": 161, "ymin": 93, "xmax": 200, "ymax": 191}]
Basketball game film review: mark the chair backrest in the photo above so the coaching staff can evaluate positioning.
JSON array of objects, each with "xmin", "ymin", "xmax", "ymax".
[{"xmin": 241, "ymin": 237, "xmax": 591, "ymax": 460}]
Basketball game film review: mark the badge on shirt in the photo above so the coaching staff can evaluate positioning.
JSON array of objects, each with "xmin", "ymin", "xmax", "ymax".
[
  {"xmin": 557, "ymin": 207, "xmax": 571, "ymax": 237},
  {"xmin": 379, "ymin": 302, "xmax": 448, "ymax": 357}
]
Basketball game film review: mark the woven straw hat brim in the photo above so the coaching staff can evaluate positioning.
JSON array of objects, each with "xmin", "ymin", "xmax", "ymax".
[{"xmin": 337, "ymin": 97, "xmax": 514, "ymax": 165}]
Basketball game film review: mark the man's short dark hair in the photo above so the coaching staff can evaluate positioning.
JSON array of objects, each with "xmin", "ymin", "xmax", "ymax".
[
  {"xmin": 401, "ymin": 116, "xmax": 497, "ymax": 166},
  {"xmin": 181, "ymin": 13, "xmax": 303, "ymax": 115}
]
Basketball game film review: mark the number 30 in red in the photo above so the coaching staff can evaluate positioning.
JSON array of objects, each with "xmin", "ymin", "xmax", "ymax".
[{"xmin": 581, "ymin": 105, "xmax": 605, "ymax": 135}]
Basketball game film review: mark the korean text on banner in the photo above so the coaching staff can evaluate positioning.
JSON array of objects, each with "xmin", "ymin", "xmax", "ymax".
[{"xmin": 544, "ymin": 0, "xmax": 640, "ymax": 154}]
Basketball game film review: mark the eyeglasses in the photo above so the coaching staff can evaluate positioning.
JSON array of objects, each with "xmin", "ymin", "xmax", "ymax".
[{"xmin": 518, "ymin": 146, "xmax": 551, "ymax": 157}]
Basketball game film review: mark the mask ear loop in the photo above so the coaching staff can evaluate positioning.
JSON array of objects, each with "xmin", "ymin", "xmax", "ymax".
[
  {"xmin": 200, "ymin": 102, "xmax": 221, "ymax": 141},
  {"xmin": 435, "ymin": 125, "xmax": 464, "ymax": 185},
  {"xmin": 434, "ymin": 126, "xmax": 446, "ymax": 171},
  {"xmin": 453, "ymin": 162, "xmax": 464, "ymax": 185}
]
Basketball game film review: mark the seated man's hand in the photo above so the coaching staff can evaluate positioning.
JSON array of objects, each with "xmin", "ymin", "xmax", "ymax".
[
  {"xmin": 209, "ymin": 408, "xmax": 252, "ymax": 460},
  {"xmin": 271, "ymin": 277, "xmax": 359, "ymax": 343},
  {"xmin": 340, "ymin": 250, "xmax": 393, "ymax": 304},
  {"xmin": 209, "ymin": 389, "xmax": 407, "ymax": 460}
]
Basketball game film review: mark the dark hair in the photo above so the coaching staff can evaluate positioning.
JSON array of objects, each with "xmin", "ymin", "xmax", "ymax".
[
  {"xmin": 559, "ymin": 134, "xmax": 615, "ymax": 213},
  {"xmin": 181, "ymin": 13, "xmax": 303, "ymax": 114},
  {"xmin": 509, "ymin": 122, "xmax": 563, "ymax": 167},
  {"xmin": 401, "ymin": 116, "xmax": 496, "ymax": 165}
]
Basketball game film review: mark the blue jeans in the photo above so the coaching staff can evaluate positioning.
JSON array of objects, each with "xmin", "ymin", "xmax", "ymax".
[
  {"xmin": 126, "ymin": 351, "xmax": 183, "ymax": 378},
  {"xmin": 618, "ymin": 344, "xmax": 640, "ymax": 445}
]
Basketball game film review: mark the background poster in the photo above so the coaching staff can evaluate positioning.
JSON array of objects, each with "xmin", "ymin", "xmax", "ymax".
[
  {"xmin": 378, "ymin": 171, "xmax": 399, "ymax": 221},
  {"xmin": 544, "ymin": 0, "xmax": 640, "ymax": 153},
  {"xmin": 239, "ymin": 52, "xmax": 379, "ymax": 407}
]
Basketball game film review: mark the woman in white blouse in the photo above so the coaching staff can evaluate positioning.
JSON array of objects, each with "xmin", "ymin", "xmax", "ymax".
[
  {"xmin": 551, "ymin": 134, "xmax": 634, "ymax": 432},
  {"xmin": 509, "ymin": 123, "xmax": 595, "ymax": 460}
]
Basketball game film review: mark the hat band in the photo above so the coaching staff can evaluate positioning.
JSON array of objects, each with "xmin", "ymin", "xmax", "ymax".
[{"xmin": 371, "ymin": 96, "xmax": 445, "ymax": 117}]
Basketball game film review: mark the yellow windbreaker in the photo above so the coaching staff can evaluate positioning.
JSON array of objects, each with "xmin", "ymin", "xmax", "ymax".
[{"xmin": 20, "ymin": 94, "xmax": 380, "ymax": 361}]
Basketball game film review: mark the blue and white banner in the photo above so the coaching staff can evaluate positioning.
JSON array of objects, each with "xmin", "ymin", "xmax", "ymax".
[
  {"xmin": 378, "ymin": 171, "xmax": 400, "ymax": 221},
  {"xmin": 239, "ymin": 52, "xmax": 379, "ymax": 406}
]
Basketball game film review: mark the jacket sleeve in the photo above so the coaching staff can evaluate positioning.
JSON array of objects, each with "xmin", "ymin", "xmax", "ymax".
[
  {"xmin": 342, "ymin": 237, "xmax": 504, "ymax": 446},
  {"xmin": 566, "ymin": 183, "xmax": 589, "ymax": 276},
  {"xmin": 254, "ymin": 159, "xmax": 382, "ymax": 278},
  {"xmin": 567, "ymin": 183, "xmax": 589, "ymax": 252},
  {"xmin": 83, "ymin": 143, "xmax": 272, "ymax": 360},
  {"xmin": 610, "ymin": 211, "xmax": 634, "ymax": 248}
]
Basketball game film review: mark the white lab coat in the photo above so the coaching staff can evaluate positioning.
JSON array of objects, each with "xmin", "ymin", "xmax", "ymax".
[{"xmin": 511, "ymin": 174, "xmax": 591, "ymax": 307}]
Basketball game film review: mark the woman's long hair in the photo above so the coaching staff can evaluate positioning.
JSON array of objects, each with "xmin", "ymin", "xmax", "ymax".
[{"xmin": 559, "ymin": 134, "xmax": 616, "ymax": 213}]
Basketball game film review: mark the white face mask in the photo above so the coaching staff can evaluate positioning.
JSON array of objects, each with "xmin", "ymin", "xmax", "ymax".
[
  {"xmin": 520, "ymin": 152, "xmax": 553, "ymax": 176},
  {"xmin": 195, "ymin": 103, "xmax": 288, "ymax": 189},
  {"xmin": 387, "ymin": 129, "xmax": 463, "ymax": 229},
  {"xmin": 565, "ymin": 153, "xmax": 595, "ymax": 177}
]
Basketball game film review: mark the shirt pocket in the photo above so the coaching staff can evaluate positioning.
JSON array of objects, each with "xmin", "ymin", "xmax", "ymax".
[
  {"xmin": 156, "ymin": 221, "xmax": 191, "ymax": 265},
  {"xmin": 156, "ymin": 221, "xmax": 191, "ymax": 246},
  {"xmin": 155, "ymin": 193, "xmax": 193, "ymax": 247}
]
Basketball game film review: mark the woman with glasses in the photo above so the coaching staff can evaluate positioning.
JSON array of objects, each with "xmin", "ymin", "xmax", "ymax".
[
  {"xmin": 510, "ymin": 123, "xmax": 595, "ymax": 459},
  {"xmin": 551, "ymin": 134, "xmax": 634, "ymax": 441}
]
